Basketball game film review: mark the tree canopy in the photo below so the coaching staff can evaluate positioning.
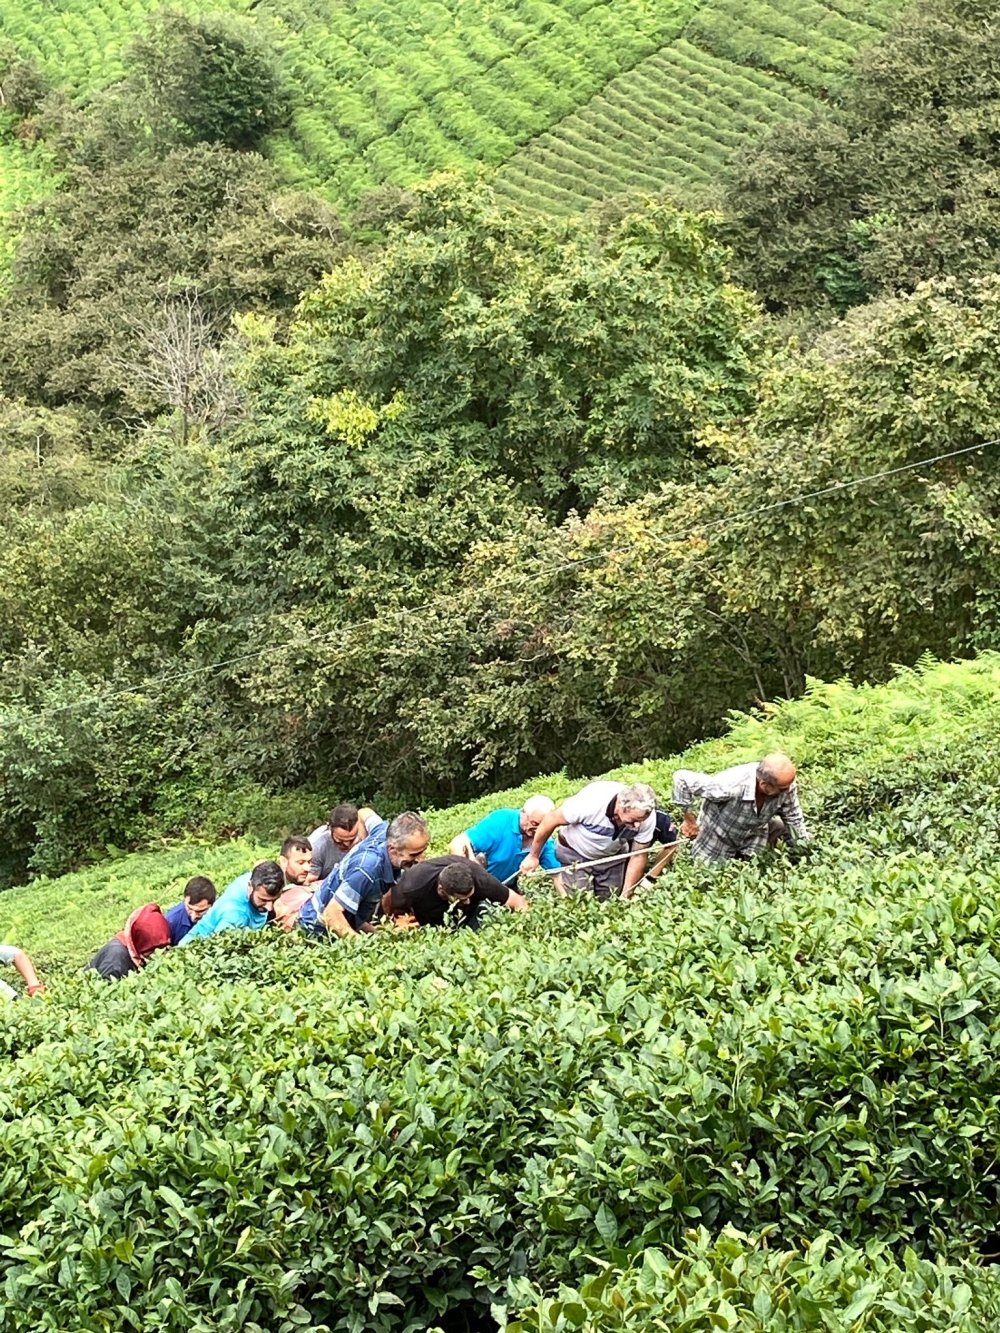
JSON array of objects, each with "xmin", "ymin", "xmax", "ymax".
[{"xmin": 725, "ymin": 0, "xmax": 1000, "ymax": 310}]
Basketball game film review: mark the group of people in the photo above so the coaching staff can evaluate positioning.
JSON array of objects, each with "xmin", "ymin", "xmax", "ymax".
[{"xmin": 2, "ymin": 753, "xmax": 810, "ymax": 990}]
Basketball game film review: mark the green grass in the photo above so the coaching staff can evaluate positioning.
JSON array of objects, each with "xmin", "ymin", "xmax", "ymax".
[{"xmin": 5, "ymin": 654, "xmax": 1000, "ymax": 1329}]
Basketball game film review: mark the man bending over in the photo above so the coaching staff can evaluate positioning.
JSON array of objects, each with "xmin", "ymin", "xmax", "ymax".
[{"xmin": 672, "ymin": 752, "xmax": 809, "ymax": 862}]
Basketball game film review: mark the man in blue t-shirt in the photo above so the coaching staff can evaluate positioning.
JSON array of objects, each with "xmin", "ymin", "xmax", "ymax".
[
  {"xmin": 162, "ymin": 876, "xmax": 217, "ymax": 945},
  {"xmin": 298, "ymin": 812, "xmax": 430, "ymax": 938},
  {"xmin": 179, "ymin": 862, "xmax": 284, "ymax": 944},
  {"xmin": 447, "ymin": 795, "xmax": 561, "ymax": 886}
]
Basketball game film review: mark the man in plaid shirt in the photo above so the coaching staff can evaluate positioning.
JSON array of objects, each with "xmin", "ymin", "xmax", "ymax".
[{"xmin": 672, "ymin": 753, "xmax": 809, "ymax": 862}]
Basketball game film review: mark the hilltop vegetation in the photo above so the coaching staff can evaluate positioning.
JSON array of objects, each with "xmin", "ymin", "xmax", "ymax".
[
  {"xmin": 0, "ymin": 0, "xmax": 900, "ymax": 219},
  {"xmin": 4, "ymin": 657, "xmax": 1000, "ymax": 1329}
]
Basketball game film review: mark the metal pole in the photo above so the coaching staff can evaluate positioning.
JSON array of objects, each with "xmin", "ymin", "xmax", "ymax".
[{"xmin": 502, "ymin": 840, "xmax": 680, "ymax": 886}]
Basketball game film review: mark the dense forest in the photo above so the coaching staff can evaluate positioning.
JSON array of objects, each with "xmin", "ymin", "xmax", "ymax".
[{"xmin": 0, "ymin": 0, "xmax": 999, "ymax": 880}]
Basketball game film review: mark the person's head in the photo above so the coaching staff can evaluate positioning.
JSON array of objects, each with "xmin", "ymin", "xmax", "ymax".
[
  {"xmin": 519, "ymin": 794, "xmax": 555, "ymax": 838},
  {"xmin": 614, "ymin": 782, "xmax": 656, "ymax": 828},
  {"xmin": 386, "ymin": 812, "xmax": 430, "ymax": 870},
  {"xmin": 328, "ymin": 803, "xmax": 362, "ymax": 854},
  {"xmin": 280, "ymin": 836, "xmax": 313, "ymax": 885},
  {"xmin": 757, "ymin": 753, "xmax": 797, "ymax": 796},
  {"xmin": 438, "ymin": 862, "xmax": 476, "ymax": 905},
  {"xmin": 124, "ymin": 904, "xmax": 172, "ymax": 966},
  {"xmin": 248, "ymin": 860, "xmax": 285, "ymax": 911},
  {"xmin": 183, "ymin": 876, "xmax": 217, "ymax": 924}
]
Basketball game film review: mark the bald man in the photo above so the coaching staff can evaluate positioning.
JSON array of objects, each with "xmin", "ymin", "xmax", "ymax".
[
  {"xmin": 672, "ymin": 753, "xmax": 809, "ymax": 862},
  {"xmin": 448, "ymin": 794, "xmax": 561, "ymax": 887}
]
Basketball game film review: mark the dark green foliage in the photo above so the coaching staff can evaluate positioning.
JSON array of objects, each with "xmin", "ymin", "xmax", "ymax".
[
  {"xmin": 725, "ymin": 0, "xmax": 1000, "ymax": 308},
  {"xmin": 0, "ymin": 41, "xmax": 49, "ymax": 120},
  {"xmin": 0, "ymin": 144, "xmax": 344, "ymax": 410},
  {"xmin": 271, "ymin": 270, "xmax": 1000, "ymax": 796},
  {"xmin": 123, "ymin": 9, "xmax": 291, "ymax": 152},
  {"xmin": 230, "ymin": 176, "xmax": 760, "ymax": 525}
]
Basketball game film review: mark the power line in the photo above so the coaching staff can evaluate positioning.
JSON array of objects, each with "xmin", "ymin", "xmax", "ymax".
[{"xmin": 7, "ymin": 433, "xmax": 999, "ymax": 726}]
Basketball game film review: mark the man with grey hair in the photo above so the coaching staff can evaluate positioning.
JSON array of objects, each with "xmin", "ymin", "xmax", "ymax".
[
  {"xmin": 673, "ymin": 752, "xmax": 809, "ymax": 862},
  {"xmin": 447, "ymin": 794, "xmax": 561, "ymax": 886},
  {"xmin": 519, "ymin": 780, "xmax": 657, "ymax": 900},
  {"xmin": 297, "ymin": 811, "xmax": 430, "ymax": 938}
]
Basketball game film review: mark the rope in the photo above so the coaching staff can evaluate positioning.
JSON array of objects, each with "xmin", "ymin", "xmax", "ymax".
[{"xmin": 502, "ymin": 839, "xmax": 681, "ymax": 884}]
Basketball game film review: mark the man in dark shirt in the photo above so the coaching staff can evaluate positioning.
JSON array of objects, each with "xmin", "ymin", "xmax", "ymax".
[
  {"xmin": 163, "ymin": 876, "xmax": 218, "ymax": 945},
  {"xmin": 386, "ymin": 856, "xmax": 528, "ymax": 929}
]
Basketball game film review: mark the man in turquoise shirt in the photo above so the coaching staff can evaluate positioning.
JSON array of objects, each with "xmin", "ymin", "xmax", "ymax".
[
  {"xmin": 180, "ymin": 861, "xmax": 285, "ymax": 944},
  {"xmin": 448, "ymin": 795, "xmax": 561, "ymax": 886}
]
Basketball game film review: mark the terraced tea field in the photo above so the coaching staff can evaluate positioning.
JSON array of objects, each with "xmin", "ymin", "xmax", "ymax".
[
  {"xmin": 0, "ymin": 0, "xmax": 903, "ymax": 218},
  {"xmin": 495, "ymin": 0, "xmax": 902, "ymax": 210}
]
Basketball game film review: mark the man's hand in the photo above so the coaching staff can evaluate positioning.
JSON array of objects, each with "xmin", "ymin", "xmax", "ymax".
[
  {"xmin": 506, "ymin": 890, "xmax": 530, "ymax": 912},
  {"xmin": 388, "ymin": 913, "xmax": 420, "ymax": 930},
  {"xmin": 519, "ymin": 852, "xmax": 540, "ymax": 876},
  {"xmin": 681, "ymin": 812, "xmax": 699, "ymax": 840}
]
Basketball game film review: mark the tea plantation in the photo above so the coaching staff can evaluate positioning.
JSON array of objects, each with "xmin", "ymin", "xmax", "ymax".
[
  {"xmin": 0, "ymin": 0, "xmax": 901, "ymax": 215},
  {"xmin": 0, "ymin": 140, "xmax": 52, "ymax": 271},
  {"xmin": 5, "ymin": 654, "xmax": 1000, "ymax": 1329},
  {"xmin": 493, "ymin": 0, "xmax": 899, "ymax": 211}
]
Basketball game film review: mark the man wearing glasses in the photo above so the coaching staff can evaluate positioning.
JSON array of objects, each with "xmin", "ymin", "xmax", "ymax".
[{"xmin": 672, "ymin": 753, "xmax": 809, "ymax": 862}]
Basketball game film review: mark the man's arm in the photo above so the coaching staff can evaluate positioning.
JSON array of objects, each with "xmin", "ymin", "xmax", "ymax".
[
  {"xmin": 359, "ymin": 807, "xmax": 379, "ymax": 836},
  {"xmin": 621, "ymin": 841, "xmax": 651, "ymax": 898},
  {"xmin": 330, "ymin": 857, "xmax": 384, "ymax": 936},
  {"xmin": 779, "ymin": 784, "xmax": 810, "ymax": 842},
  {"xmin": 470, "ymin": 863, "xmax": 528, "ymax": 912},
  {"xmin": 643, "ymin": 843, "xmax": 680, "ymax": 884},
  {"xmin": 673, "ymin": 769, "xmax": 745, "ymax": 839},
  {"xmin": 6, "ymin": 947, "xmax": 44, "ymax": 995},
  {"xmin": 519, "ymin": 808, "xmax": 568, "ymax": 874},
  {"xmin": 320, "ymin": 898, "xmax": 358, "ymax": 938},
  {"xmin": 672, "ymin": 768, "xmax": 745, "ymax": 809},
  {"xmin": 448, "ymin": 831, "xmax": 476, "ymax": 859}
]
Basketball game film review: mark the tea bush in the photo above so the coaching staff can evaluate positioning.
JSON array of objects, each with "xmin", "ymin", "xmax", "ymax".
[{"xmin": 4, "ymin": 655, "xmax": 1000, "ymax": 1328}]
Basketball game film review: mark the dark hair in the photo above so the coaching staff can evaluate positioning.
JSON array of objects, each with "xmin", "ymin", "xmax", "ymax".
[
  {"xmin": 328, "ymin": 803, "xmax": 360, "ymax": 831},
  {"xmin": 184, "ymin": 875, "xmax": 217, "ymax": 906},
  {"xmin": 249, "ymin": 860, "xmax": 285, "ymax": 897},
  {"xmin": 439, "ymin": 862, "xmax": 475, "ymax": 896},
  {"xmin": 280, "ymin": 835, "xmax": 312, "ymax": 858}
]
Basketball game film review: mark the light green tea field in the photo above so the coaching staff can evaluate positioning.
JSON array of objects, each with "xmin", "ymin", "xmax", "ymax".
[{"xmin": 4, "ymin": 655, "xmax": 1000, "ymax": 1329}]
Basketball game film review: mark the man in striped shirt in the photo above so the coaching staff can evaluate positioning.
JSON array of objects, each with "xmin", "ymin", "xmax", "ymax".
[
  {"xmin": 519, "ymin": 781, "xmax": 657, "ymax": 901},
  {"xmin": 298, "ymin": 812, "xmax": 430, "ymax": 938},
  {"xmin": 672, "ymin": 753, "xmax": 809, "ymax": 862}
]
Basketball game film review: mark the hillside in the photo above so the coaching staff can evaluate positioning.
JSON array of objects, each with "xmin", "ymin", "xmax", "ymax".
[
  {"xmin": 4, "ymin": 654, "xmax": 1000, "ymax": 1329},
  {"xmin": 0, "ymin": 0, "xmax": 901, "ymax": 219},
  {"xmin": 494, "ymin": 0, "xmax": 900, "ymax": 210}
]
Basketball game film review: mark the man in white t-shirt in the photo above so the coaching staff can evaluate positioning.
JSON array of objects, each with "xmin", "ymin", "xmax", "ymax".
[
  {"xmin": 307, "ymin": 804, "xmax": 381, "ymax": 881},
  {"xmin": 519, "ymin": 780, "xmax": 656, "ymax": 901}
]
